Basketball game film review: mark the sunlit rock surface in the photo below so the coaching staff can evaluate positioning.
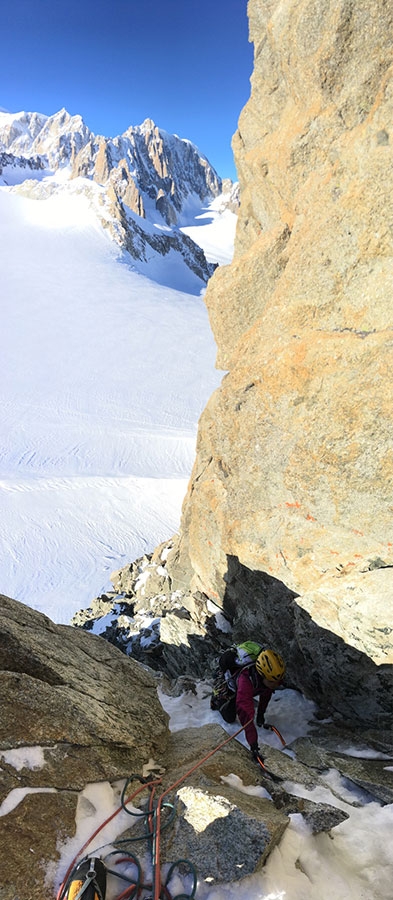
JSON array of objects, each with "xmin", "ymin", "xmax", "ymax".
[{"xmin": 167, "ymin": 0, "xmax": 393, "ymax": 726}]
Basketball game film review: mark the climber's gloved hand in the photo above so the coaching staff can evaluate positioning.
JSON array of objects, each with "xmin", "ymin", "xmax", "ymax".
[
  {"xmin": 250, "ymin": 742, "xmax": 263, "ymax": 763},
  {"xmin": 263, "ymin": 721, "xmax": 272, "ymax": 730},
  {"xmin": 256, "ymin": 711, "xmax": 265, "ymax": 727}
]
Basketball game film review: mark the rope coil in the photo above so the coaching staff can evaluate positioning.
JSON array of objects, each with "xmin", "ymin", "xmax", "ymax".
[{"xmin": 57, "ymin": 720, "xmax": 253, "ymax": 900}]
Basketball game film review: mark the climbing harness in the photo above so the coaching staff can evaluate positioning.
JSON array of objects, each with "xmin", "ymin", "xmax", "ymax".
[
  {"xmin": 210, "ymin": 672, "xmax": 232, "ymax": 710},
  {"xmin": 57, "ymin": 720, "xmax": 254, "ymax": 900}
]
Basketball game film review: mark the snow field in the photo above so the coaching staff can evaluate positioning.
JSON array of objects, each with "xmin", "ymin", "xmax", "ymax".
[{"xmin": 0, "ymin": 186, "xmax": 223, "ymax": 621}]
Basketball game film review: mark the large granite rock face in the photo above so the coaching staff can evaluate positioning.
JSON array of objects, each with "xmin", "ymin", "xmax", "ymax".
[{"xmin": 166, "ymin": 0, "xmax": 393, "ymax": 726}]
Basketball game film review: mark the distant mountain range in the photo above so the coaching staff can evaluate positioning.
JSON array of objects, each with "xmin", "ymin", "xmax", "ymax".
[{"xmin": 0, "ymin": 108, "xmax": 239, "ymax": 282}]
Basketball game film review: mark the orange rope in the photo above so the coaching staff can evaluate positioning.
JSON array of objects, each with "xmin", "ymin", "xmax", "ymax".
[
  {"xmin": 256, "ymin": 753, "xmax": 274, "ymax": 779},
  {"xmin": 152, "ymin": 719, "xmax": 253, "ymax": 900}
]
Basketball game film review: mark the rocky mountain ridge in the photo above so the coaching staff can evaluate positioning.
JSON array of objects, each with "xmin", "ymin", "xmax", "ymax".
[
  {"xmin": 0, "ymin": 109, "xmax": 222, "ymax": 223},
  {"xmin": 0, "ymin": 108, "xmax": 231, "ymax": 284}
]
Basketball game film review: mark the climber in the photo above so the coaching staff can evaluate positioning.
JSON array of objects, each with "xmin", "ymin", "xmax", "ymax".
[{"xmin": 211, "ymin": 643, "xmax": 286, "ymax": 762}]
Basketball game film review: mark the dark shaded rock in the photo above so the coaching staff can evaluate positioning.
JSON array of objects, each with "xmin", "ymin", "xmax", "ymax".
[{"xmin": 73, "ymin": 552, "xmax": 232, "ymax": 681}]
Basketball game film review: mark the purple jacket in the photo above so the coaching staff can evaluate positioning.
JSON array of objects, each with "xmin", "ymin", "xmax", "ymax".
[{"xmin": 236, "ymin": 667, "xmax": 274, "ymax": 747}]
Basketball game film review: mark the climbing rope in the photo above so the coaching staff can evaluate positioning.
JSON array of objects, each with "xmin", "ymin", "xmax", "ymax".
[{"xmin": 57, "ymin": 720, "xmax": 253, "ymax": 900}]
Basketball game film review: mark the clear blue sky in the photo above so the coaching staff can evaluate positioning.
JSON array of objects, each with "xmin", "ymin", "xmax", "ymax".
[{"xmin": 2, "ymin": 0, "xmax": 253, "ymax": 180}]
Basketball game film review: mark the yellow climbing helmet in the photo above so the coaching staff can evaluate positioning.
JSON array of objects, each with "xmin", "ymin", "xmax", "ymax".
[{"xmin": 256, "ymin": 649, "xmax": 286, "ymax": 685}]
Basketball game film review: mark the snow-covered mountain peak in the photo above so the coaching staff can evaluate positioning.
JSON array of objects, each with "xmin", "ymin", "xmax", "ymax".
[
  {"xmin": 0, "ymin": 110, "xmax": 48, "ymax": 155},
  {"xmin": 0, "ymin": 107, "xmax": 92, "ymax": 167},
  {"xmin": 0, "ymin": 107, "xmax": 237, "ymax": 284},
  {"xmin": 138, "ymin": 116, "xmax": 156, "ymax": 135},
  {"xmin": 0, "ymin": 108, "xmax": 223, "ymax": 220}
]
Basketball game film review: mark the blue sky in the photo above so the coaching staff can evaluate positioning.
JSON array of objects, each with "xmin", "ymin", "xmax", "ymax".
[{"xmin": 2, "ymin": 0, "xmax": 253, "ymax": 180}]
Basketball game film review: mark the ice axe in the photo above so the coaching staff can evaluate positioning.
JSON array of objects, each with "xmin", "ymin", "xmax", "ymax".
[
  {"xmin": 263, "ymin": 723, "xmax": 287, "ymax": 747},
  {"xmin": 255, "ymin": 753, "xmax": 285, "ymax": 783}
]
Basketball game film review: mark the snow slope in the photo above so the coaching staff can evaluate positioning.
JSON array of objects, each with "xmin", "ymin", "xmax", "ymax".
[
  {"xmin": 181, "ymin": 192, "xmax": 239, "ymax": 265},
  {"xmin": 0, "ymin": 187, "xmax": 229, "ymax": 623}
]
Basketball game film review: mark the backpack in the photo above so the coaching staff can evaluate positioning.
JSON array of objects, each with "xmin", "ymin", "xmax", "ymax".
[
  {"xmin": 218, "ymin": 641, "xmax": 262, "ymax": 678},
  {"xmin": 210, "ymin": 641, "xmax": 263, "ymax": 713},
  {"xmin": 233, "ymin": 641, "xmax": 263, "ymax": 667}
]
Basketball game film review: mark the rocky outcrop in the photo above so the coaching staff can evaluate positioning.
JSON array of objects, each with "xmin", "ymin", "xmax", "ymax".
[
  {"xmin": 165, "ymin": 0, "xmax": 393, "ymax": 727},
  {"xmin": 0, "ymin": 593, "xmax": 169, "ymax": 897},
  {"xmin": 158, "ymin": 724, "xmax": 289, "ymax": 883},
  {"xmin": 0, "ymin": 150, "xmax": 46, "ymax": 185},
  {"xmin": 107, "ymin": 196, "xmax": 217, "ymax": 282},
  {"xmin": 71, "ymin": 540, "xmax": 230, "ymax": 679},
  {"xmin": 0, "ymin": 594, "xmax": 169, "ymax": 786}
]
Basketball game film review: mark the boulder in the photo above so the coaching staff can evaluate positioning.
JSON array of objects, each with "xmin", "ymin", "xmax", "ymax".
[
  {"xmin": 0, "ymin": 594, "xmax": 169, "ymax": 783},
  {"xmin": 160, "ymin": 784, "xmax": 285, "ymax": 883},
  {"xmin": 0, "ymin": 593, "xmax": 169, "ymax": 899},
  {"xmin": 158, "ymin": 724, "xmax": 290, "ymax": 883},
  {"xmin": 157, "ymin": 722, "xmax": 352, "ymax": 880}
]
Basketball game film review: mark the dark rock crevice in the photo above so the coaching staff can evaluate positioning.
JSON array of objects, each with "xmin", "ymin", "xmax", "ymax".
[{"xmin": 221, "ymin": 554, "xmax": 393, "ymax": 730}]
